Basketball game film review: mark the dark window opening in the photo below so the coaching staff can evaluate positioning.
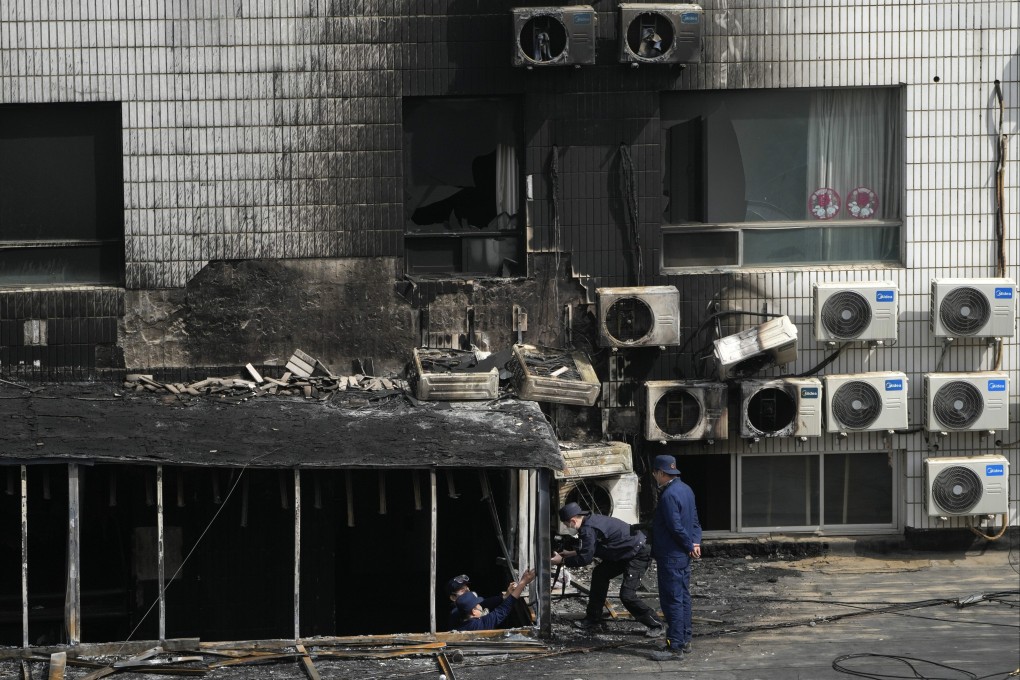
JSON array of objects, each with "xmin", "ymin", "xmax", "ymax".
[
  {"xmin": 0, "ymin": 102, "xmax": 125, "ymax": 285},
  {"xmin": 666, "ymin": 454, "xmax": 730, "ymax": 533},
  {"xmin": 404, "ymin": 98, "xmax": 524, "ymax": 277}
]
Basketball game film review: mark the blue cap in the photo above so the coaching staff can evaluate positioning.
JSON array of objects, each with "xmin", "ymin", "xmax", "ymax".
[
  {"xmin": 558, "ymin": 501, "xmax": 590, "ymax": 523},
  {"xmin": 455, "ymin": 591, "xmax": 484, "ymax": 617},
  {"xmin": 653, "ymin": 454, "xmax": 680, "ymax": 475}
]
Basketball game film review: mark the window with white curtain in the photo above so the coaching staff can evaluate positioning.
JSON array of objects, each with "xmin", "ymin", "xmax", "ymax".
[
  {"xmin": 403, "ymin": 97, "xmax": 524, "ymax": 277},
  {"xmin": 660, "ymin": 87, "xmax": 903, "ymax": 270}
]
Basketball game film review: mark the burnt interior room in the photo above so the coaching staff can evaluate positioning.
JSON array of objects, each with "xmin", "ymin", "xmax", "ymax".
[{"xmin": 0, "ymin": 464, "xmax": 527, "ymax": 644}]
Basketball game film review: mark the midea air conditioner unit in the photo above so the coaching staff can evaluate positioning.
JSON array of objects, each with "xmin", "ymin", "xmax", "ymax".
[
  {"xmin": 924, "ymin": 455, "xmax": 1009, "ymax": 517},
  {"xmin": 597, "ymin": 286, "xmax": 681, "ymax": 349},
  {"xmin": 824, "ymin": 372, "xmax": 908, "ymax": 434},
  {"xmin": 557, "ymin": 472, "xmax": 640, "ymax": 533},
  {"xmin": 512, "ymin": 6, "xmax": 597, "ymax": 68},
  {"xmin": 713, "ymin": 315, "xmax": 798, "ymax": 379},
  {"xmin": 923, "ymin": 372, "xmax": 1010, "ymax": 434},
  {"xmin": 618, "ymin": 4, "xmax": 703, "ymax": 65},
  {"xmin": 644, "ymin": 380, "xmax": 727, "ymax": 442},
  {"xmin": 930, "ymin": 278, "xmax": 1017, "ymax": 340},
  {"xmin": 741, "ymin": 377, "xmax": 823, "ymax": 440},
  {"xmin": 813, "ymin": 281, "xmax": 898, "ymax": 345}
]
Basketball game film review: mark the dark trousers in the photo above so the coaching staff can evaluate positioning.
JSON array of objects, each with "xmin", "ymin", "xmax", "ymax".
[
  {"xmin": 656, "ymin": 555, "xmax": 692, "ymax": 647},
  {"xmin": 586, "ymin": 544, "xmax": 660, "ymax": 626}
]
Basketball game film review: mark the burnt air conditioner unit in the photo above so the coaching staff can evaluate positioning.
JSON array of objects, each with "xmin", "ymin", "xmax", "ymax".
[
  {"xmin": 618, "ymin": 3, "xmax": 704, "ymax": 66},
  {"xmin": 597, "ymin": 286, "xmax": 681, "ymax": 349},
  {"xmin": 824, "ymin": 371, "xmax": 908, "ymax": 434},
  {"xmin": 644, "ymin": 380, "xmax": 727, "ymax": 443},
  {"xmin": 409, "ymin": 347, "xmax": 499, "ymax": 400},
  {"xmin": 930, "ymin": 278, "xmax": 1017, "ymax": 340},
  {"xmin": 740, "ymin": 377, "xmax": 822, "ymax": 440},
  {"xmin": 924, "ymin": 455, "xmax": 1009, "ymax": 517},
  {"xmin": 512, "ymin": 6, "xmax": 597, "ymax": 68},
  {"xmin": 509, "ymin": 344, "xmax": 601, "ymax": 406},
  {"xmin": 923, "ymin": 372, "xmax": 1010, "ymax": 434},
  {"xmin": 814, "ymin": 281, "xmax": 898, "ymax": 345},
  {"xmin": 713, "ymin": 315, "xmax": 798, "ymax": 380},
  {"xmin": 555, "ymin": 441, "xmax": 633, "ymax": 480},
  {"xmin": 557, "ymin": 472, "xmax": 640, "ymax": 533}
]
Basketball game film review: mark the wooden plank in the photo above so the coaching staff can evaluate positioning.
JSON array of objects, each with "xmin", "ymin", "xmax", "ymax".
[
  {"xmin": 294, "ymin": 470, "xmax": 301, "ymax": 641},
  {"xmin": 245, "ymin": 363, "xmax": 265, "ymax": 383},
  {"xmin": 430, "ymin": 470, "xmax": 437, "ymax": 635},
  {"xmin": 46, "ymin": 652, "xmax": 65, "ymax": 680},
  {"xmin": 294, "ymin": 644, "xmax": 319, "ymax": 680},
  {"xmin": 20, "ymin": 466, "xmax": 27, "ymax": 649},
  {"xmin": 65, "ymin": 465, "xmax": 80, "ymax": 645}
]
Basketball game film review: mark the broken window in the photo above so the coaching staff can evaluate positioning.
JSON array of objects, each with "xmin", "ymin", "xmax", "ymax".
[
  {"xmin": 0, "ymin": 102, "xmax": 125, "ymax": 285},
  {"xmin": 660, "ymin": 87, "xmax": 902, "ymax": 270},
  {"xmin": 403, "ymin": 97, "xmax": 524, "ymax": 277}
]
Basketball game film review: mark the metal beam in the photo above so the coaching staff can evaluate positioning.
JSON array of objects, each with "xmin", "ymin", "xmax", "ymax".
[
  {"xmin": 21, "ymin": 465, "xmax": 28, "ymax": 649},
  {"xmin": 536, "ymin": 468, "xmax": 552, "ymax": 636},
  {"xmin": 429, "ymin": 469, "xmax": 437, "ymax": 635},
  {"xmin": 294, "ymin": 469, "xmax": 301, "ymax": 641},
  {"xmin": 157, "ymin": 466, "xmax": 165, "ymax": 641}
]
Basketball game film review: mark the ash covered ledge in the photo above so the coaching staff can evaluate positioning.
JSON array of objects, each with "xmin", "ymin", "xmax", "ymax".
[{"xmin": 0, "ymin": 383, "xmax": 562, "ymax": 470}]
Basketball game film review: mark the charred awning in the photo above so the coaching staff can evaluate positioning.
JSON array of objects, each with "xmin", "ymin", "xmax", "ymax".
[{"xmin": 0, "ymin": 383, "xmax": 562, "ymax": 470}]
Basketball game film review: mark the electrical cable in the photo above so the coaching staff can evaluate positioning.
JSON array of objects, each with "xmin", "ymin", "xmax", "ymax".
[
  {"xmin": 992, "ymin": 80, "xmax": 1007, "ymax": 279},
  {"xmin": 117, "ymin": 447, "xmax": 283, "ymax": 650},
  {"xmin": 618, "ymin": 143, "xmax": 644, "ymax": 285},
  {"xmin": 794, "ymin": 342, "xmax": 850, "ymax": 377},
  {"xmin": 967, "ymin": 513, "xmax": 1010, "ymax": 542},
  {"xmin": 832, "ymin": 652, "xmax": 1018, "ymax": 680}
]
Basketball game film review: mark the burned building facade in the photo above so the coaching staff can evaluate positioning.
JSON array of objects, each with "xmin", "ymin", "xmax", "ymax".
[{"xmin": 1, "ymin": 0, "xmax": 1018, "ymax": 647}]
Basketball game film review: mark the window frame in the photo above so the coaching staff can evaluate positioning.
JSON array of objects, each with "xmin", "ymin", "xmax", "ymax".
[
  {"xmin": 0, "ymin": 102, "xmax": 125, "ymax": 286},
  {"xmin": 735, "ymin": 450, "xmax": 901, "ymax": 535},
  {"xmin": 659, "ymin": 86, "xmax": 906, "ymax": 274},
  {"xmin": 402, "ymin": 96, "xmax": 526, "ymax": 279}
]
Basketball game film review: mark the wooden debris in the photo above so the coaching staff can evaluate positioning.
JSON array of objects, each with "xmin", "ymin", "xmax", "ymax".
[
  {"xmin": 245, "ymin": 363, "xmax": 264, "ymax": 384},
  {"xmin": 46, "ymin": 652, "xmax": 65, "ymax": 680}
]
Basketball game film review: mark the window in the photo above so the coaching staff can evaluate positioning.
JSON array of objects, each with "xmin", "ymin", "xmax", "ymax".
[
  {"xmin": 403, "ymin": 98, "xmax": 524, "ymax": 277},
  {"xmin": 0, "ymin": 103, "xmax": 124, "ymax": 285},
  {"xmin": 739, "ymin": 452, "xmax": 896, "ymax": 531},
  {"xmin": 660, "ymin": 87, "xmax": 902, "ymax": 270}
]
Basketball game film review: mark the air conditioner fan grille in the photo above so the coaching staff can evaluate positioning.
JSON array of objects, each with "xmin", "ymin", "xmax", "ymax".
[
  {"xmin": 653, "ymin": 389, "xmax": 703, "ymax": 436},
  {"xmin": 930, "ymin": 465, "xmax": 982, "ymax": 514},
  {"xmin": 939, "ymin": 287, "xmax": 991, "ymax": 336},
  {"xmin": 820, "ymin": 291, "xmax": 872, "ymax": 338},
  {"xmin": 604, "ymin": 297, "xmax": 654, "ymax": 344},
  {"xmin": 831, "ymin": 381, "xmax": 882, "ymax": 429},
  {"xmin": 933, "ymin": 381, "xmax": 984, "ymax": 429}
]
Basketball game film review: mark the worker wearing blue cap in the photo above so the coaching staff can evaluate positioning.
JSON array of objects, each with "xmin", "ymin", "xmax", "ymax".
[
  {"xmin": 454, "ymin": 568, "xmax": 536, "ymax": 631},
  {"xmin": 648, "ymin": 454, "xmax": 701, "ymax": 662}
]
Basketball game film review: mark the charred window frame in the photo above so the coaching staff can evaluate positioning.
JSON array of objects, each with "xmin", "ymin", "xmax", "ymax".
[
  {"xmin": 660, "ymin": 87, "xmax": 903, "ymax": 271},
  {"xmin": 403, "ymin": 97, "xmax": 524, "ymax": 277},
  {"xmin": 0, "ymin": 102, "xmax": 125, "ymax": 285}
]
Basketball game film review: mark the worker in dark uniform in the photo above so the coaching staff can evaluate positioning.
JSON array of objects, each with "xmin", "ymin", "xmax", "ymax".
[
  {"xmin": 454, "ymin": 568, "xmax": 536, "ymax": 631},
  {"xmin": 552, "ymin": 502, "xmax": 664, "ymax": 636},
  {"xmin": 648, "ymin": 454, "xmax": 702, "ymax": 662},
  {"xmin": 443, "ymin": 574, "xmax": 504, "ymax": 630}
]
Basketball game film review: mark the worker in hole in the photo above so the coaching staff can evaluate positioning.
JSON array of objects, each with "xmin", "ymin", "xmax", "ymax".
[
  {"xmin": 552, "ymin": 502, "xmax": 664, "ymax": 636},
  {"xmin": 443, "ymin": 574, "xmax": 505, "ymax": 631},
  {"xmin": 454, "ymin": 568, "xmax": 536, "ymax": 631}
]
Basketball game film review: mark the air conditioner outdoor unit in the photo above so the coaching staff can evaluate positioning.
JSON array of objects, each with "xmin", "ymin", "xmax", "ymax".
[
  {"xmin": 930, "ymin": 278, "xmax": 1017, "ymax": 340},
  {"xmin": 618, "ymin": 4, "xmax": 703, "ymax": 65},
  {"xmin": 713, "ymin": 315, "xmax": 798, "ymax": 379},
  {"xmin": 597, "ymin": 286, "xmax": 681, "ymax": 349},
  {"xmin": 409, "ymin": 347, "xmax": 499, "ymax": 400},
  {"xmin": 509, "ymin": 344, "xmax": 601, "ymax": 406},
  {"xmin": 824, "ymin": 371, "xmax": 908, "ymax": 434},
  {"xmin": 923, "ymin": 372, "xmax": 1010, "ymax": 434},
  {"xmin": 813, "ymin": 281, "xmax": 898, "ymax": 345},
  {"xmin": 644, "ymin": 380, "xmax": 727, "ymax": 442},
  {"xmin": 512, "ymin": 6, "xmax": 597, "ymax": 68},
  {"xmin": 924, "ymin": 455, "xmax": 1009, "ymax": 517},
  {"xmin": 740, "ymin": 377, "xmax": 823, "ymax": 440},
  {"xmin": 557, "ymin": 472, "xmax": 640, "ymax": 533}
]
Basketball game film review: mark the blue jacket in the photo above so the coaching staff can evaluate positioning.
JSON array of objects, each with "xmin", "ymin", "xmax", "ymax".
[
  {"xmin": 651, "ymin": 476, "xmax": 702, "ymax": 561},
  {"xmin": 455, "ymin": 594, "xmax": 519, "ymax": 631},
  {"xmin": 564, "ymin": 513, "xmax": 645, "ymax": 568},
  {"xmin": 447, "ymin": 594, "xmax": 502, "ymax": 630}
]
